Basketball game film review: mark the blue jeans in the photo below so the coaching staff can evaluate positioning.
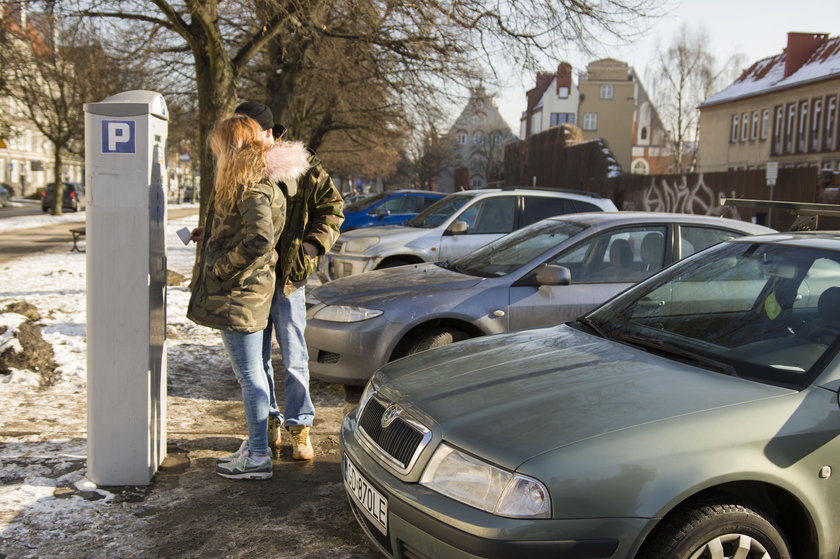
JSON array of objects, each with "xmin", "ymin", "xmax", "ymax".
[
  {"xmin": 220, "ymin": 329, "xmax": 270, "ymax": 456},
  {"xmin": 262, "ymin": 286, "xmax": 315, "ymax": 427}
]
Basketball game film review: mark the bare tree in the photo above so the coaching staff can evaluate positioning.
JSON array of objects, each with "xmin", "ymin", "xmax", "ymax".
[
  {"xmin": 69, "ymin": 0, "xmax": 659, "ymax": 222},
  {"xmin": 647, "ymin": 24, "xmax": 745, "ymax": 173},
  {"xmin": 0, "ymin": 4, "xmax": 140, "ymax": 214}
]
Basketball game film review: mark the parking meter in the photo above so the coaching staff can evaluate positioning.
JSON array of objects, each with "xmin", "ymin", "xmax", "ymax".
[{"xmin": 84, "ymin": 90, "xmax": 168, "ymax": 485}]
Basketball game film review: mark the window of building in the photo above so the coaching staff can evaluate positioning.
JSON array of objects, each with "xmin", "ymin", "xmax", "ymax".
[
  {"xmin": 631, "ymin": 159, "xmax": 649, "ymax": 174},
  {"xmin": 473, "ymin": 133, "xmax": 484, "ymax": 145},
  {"xmin": 600, "ymin": 85, "xmax": 613, "ymax": 99},
  {"xmin": 826, "ymin": 95, "xmax": 837, "ymax": 151},
  {"xmin": 798, "ymin": 100, "xmax": 809, "ymax": 153},
  {"xmin": 492, "ymin": 134, "xmax": 501, "ymax": 144},
  {"xmin": 773, "ymin": 106, "xmax": 784, "ymax": 154},
  {"xmin": 761, "ymin": 109, "xmax": 770, "ymax": 140},
  {"xmin": 550, "ymin": 112, "xmax": 575, "ymax": 126},
  {"xmin": 558, "ymin": 86, "xmax": 569, "ymax": 98},
  {"xmin": 785, "ymin": 103, "xmax": 797, "ymax": 154},
  {"xmin": 640, "ymin": 127, "xmax": 648, "ymax": 140},
  {"xmin": 457, "ymin": 132, "xmax": 467, "ymax": 145},
  {"xmin": 731, "ymin": 114, "xmax": 740, "ymax": 143},
  {"xmin": 812, "ymin": 98, "xmax": 822, "ymax": 150},
  {"xmin": 741, "ymin": 112, "xmax": 749, "ymax": 141},
  {"xmin": 470, "ymin": 176, "xmax": 485, "ymax": 189},
  {"xmin": 751, "ymin": 111, "xmax": 759, "ymax": 140},
  {"xmin": 583, "ymin": 113, "xmax": 598, "ymax": 130}
]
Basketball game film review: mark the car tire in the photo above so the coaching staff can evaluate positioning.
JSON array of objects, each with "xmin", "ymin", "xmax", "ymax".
[
  {"xmin": 638, "ymin": 498, "xmax": 791, "ymax": 559},
  {"xmin": 406, "ymin": 328, "xmax": 469, "ymax": 355}
]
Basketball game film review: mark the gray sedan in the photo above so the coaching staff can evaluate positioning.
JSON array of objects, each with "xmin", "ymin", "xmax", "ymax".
[{"xmin": 305, "ymin": 212, "xmax": 773, "ymax": 384}]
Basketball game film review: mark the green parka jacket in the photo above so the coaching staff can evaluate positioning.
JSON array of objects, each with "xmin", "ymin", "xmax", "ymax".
[
  {"xmin": 187, "ymin": 142, "xmax": 311, "ymax": 331},
  {"xmin": 276, "ymin": 152, "xmax": 344, "ymax": 295}
]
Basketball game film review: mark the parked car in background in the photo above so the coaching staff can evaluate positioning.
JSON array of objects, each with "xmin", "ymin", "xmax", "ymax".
[
  {"xmin": 0, "ymin": 183, "xmax": 9, "ymax": 207},
  {"xmin": 341, "ymin": 230, "xmax": 840, "ymax": 559},
  {"xmin": 321, "ymin": 187, "xmax": 618, "ymax": 281},
  {"xmin": 342, "ymin": 192, "xmax": 369, "ymax": 205},
  {"xmin": 41, "ymin": 182, "xmax": 85, "ymax": 212},
  {"xmin": 341, "ymin": 189, "xmax": 445, "ymax": 232},
  {"xmin": 307, "ymin": 212, "xmax": 773, "ymax": 384}
]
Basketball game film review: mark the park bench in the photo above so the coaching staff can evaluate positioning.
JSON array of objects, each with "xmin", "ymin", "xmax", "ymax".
[{"xmin": 70, "ymin": 227, "xmax": 86, "ymax": 252}]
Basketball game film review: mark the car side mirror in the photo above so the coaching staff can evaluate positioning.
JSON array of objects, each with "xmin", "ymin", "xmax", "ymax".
[
  {"xmin": 535, "ymin": 264, "xmax": 571, "ymax": 286},
  {"xmin": 375, "ymin": 208, "xmax": 391, "ymax": 218},
  {"xmin": 448, "ymin": 221, "xmax": 469, "ymax": 235}
]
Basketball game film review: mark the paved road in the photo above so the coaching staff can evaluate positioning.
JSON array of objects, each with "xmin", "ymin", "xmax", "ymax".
[
  {"xmin": 0, "ymin": 204, "xmax": 43, "ymax": 219},
  {"xmin": 0, "ymin": 206, "xmax": 199, "ymax": 265}
]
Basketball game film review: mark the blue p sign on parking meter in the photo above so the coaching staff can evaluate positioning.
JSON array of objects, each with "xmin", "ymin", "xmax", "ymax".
[{"xmin": 101, "ymin": 120, "xmax": 136, "ymax": 154}]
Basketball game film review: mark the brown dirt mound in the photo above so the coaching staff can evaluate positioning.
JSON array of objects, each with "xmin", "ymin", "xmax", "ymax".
[{"xmin": 0, "ymin": 301, "xmax": 58, "ymax": 386}]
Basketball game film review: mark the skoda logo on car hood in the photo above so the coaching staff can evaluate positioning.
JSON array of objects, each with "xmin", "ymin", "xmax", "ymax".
[{"xmin": 381, "ymin": 404, "xmax": 403, "ymax": 428}]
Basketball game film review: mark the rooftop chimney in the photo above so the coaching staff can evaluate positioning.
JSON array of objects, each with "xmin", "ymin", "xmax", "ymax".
[{"xmin": 784, "ymin": 32, "xmax": 828, "ymax": 77}]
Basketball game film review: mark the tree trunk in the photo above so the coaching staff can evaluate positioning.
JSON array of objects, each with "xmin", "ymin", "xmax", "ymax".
[
  {"xmin": 190, "ymin": 40, "xmax": 237, "ymax": 226},
  {"xmin": 51, "ymin": 152, "xmax": 63, "ymax": 216}
]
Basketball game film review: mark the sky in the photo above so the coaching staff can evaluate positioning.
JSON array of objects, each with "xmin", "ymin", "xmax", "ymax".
[{"xmin": 487, "ymin": 0, "xmax": 840, "ymax": 134}]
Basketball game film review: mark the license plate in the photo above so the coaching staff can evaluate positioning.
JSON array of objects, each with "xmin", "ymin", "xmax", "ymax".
[{"xmin": 344, "ymin": 454, "xmax": 388, "ymax": 535}]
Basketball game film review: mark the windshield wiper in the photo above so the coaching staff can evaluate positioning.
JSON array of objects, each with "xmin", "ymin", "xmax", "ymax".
[
  {"xmin": 619, "ymin": 334, "xmax": 738, "ymax": 377},
  {"xmin": 574, "ymin": 316, "xmax": 608, "ymax": 339}
]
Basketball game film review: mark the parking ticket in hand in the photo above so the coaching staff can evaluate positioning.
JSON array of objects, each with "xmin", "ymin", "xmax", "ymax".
[{"xmin": 176, "ymin": 227, "xmax": 192, "ymax": 245}]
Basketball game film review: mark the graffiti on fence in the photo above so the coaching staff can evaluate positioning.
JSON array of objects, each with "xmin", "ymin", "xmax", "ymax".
[{"xmin": 640, "ymin": 174, "xmax": 741, "ymax": 219}]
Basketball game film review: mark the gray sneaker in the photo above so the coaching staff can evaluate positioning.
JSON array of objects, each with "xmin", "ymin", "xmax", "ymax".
[
  {"xmin": 215, "ymin": 449, "xmax": 273, "ymax": 480},
  {"xmin": 218, "ymin": 439, "xmax": 249, "ymax": 464}
]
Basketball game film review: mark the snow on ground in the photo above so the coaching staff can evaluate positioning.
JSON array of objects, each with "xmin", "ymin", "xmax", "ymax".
[
  {"xmin": 0, "ymin": 208, "xmax": 205, "ymax": 554},
  {"xmin": 0, "ymin": 201, "xmax": 89, "ymax": 234}
]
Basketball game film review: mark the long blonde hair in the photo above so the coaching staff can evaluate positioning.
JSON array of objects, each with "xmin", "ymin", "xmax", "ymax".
[{"xmin": 208, "ymin": 114, "xmax": 269, "ymax": 212}]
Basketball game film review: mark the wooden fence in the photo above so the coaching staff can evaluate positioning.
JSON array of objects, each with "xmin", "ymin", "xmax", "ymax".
[{"xmin": 504, "ymin": 128, "xmax": 839, "ymax": 231}]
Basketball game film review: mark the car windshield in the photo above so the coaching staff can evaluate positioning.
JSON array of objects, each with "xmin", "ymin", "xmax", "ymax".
[
  {"xmin": 582, "ymin": 239, "xmax": 840, "ymax": 389},
  {"xmin": 404, "ymin": 194, "xmax": 471, "ymax": 228},
  {"xmin": 345, "ymin": 193, "xmax": 386, "ymax": 212},
  {"xmin": 443, "ymin": 219, "xmax": 586, "ymax": 277}
]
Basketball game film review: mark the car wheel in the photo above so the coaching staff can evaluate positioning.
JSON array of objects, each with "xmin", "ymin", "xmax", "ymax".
[
  {"xmin": 406, "ymin": 328, "xmax": 469, "ymax": 355},
  {"xmin": 638, "ymin": 499, "xmax": 791, "ymax": 559}
]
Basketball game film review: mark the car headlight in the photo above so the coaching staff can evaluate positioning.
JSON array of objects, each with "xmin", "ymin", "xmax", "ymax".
[
  {"xmin": 312, "ymin": 305, "xmax": 383, "ymax": 322},
  {"xmin": 357, "ymin": 381, "xmax": 376, "ymax": 414},
  {"xmin": 344, "ymin": 236, "xmax": 379, "ymax": 253},
  {"xmin": 420, "ymin": 443, "xmax": 550, "ymax": 518}
]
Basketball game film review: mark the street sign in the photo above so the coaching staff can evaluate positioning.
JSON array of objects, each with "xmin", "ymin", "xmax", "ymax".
[{"xmin": 766, "ymin": 161, "xmax": 779, "ymax": 186}]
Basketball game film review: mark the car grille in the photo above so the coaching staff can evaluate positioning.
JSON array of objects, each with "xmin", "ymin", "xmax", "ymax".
[
  {"xmin": 317, "ymin": 350, "xmax": 340, "ymax": 364},
  {"xmin": 399, "ymin": 541, "xmax": 431, "ymax": 559},
  {"xmin": 357, "ymin": 396, "xmax": 430, "ymax": 474}
]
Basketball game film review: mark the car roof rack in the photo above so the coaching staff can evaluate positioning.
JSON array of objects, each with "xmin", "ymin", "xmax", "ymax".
[
  {"xmin": 498, "ymin": 185, "xmax": 607, "ymax": 199},
  {"xmin": 722, "ymin": 198, "xmax": 840, "ymax": 231}
]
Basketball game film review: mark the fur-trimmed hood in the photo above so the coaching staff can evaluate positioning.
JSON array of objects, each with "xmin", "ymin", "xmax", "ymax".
[{"xmin": 265, "ymin": 141, "xmax": 310, "ymax": 196}]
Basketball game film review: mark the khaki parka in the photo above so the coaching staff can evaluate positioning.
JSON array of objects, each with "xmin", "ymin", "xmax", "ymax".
[
  {"xmin": 188, "ymin": 141, "xmax": 312, "ymax": 331},
  {"xmin": 276, "ymin": 153, "xmax": 344, "ymax": 295}
]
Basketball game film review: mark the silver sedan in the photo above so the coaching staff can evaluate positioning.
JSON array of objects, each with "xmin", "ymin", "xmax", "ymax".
[{"xmin": 305, "ymin": 212, "xmax": 774, "ymax": 384}]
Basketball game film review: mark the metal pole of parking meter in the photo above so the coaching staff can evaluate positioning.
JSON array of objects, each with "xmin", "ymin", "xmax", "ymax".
[{"xmin": 84, "ymin": 91, "xmax": 168, "ymax": 486}]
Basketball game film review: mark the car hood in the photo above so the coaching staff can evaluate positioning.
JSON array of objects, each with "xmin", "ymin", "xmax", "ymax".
[
  {"xmin": 338, "ymin": 224, "xmax": 432, "ymax": 249},
  {"xmin": 374, "ymin": 325, "xmax": 790, "ymax": 469},
  {"xmin": 311, "ymin": 263, "xmax": 484, "ymax": 305}
]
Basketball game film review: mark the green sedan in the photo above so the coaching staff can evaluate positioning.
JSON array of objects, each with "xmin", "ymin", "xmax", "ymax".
[{"xmin": 340, "ymin": 231, "xmax": 840, "ymax": 559}]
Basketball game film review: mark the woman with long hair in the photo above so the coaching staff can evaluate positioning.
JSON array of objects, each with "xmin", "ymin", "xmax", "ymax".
[{"xmin": 187, "ymin": 113, "xmax": 310, "ymax": 480}]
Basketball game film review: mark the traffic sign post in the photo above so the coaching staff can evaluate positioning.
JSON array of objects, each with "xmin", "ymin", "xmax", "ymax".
[
  {"xmin": 84, "ymin": 91, "xmax": 168, "ymax": 485},
  {"xmin": 766, "ymin": 161, "xmax": 779, "ymax": 228}
]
